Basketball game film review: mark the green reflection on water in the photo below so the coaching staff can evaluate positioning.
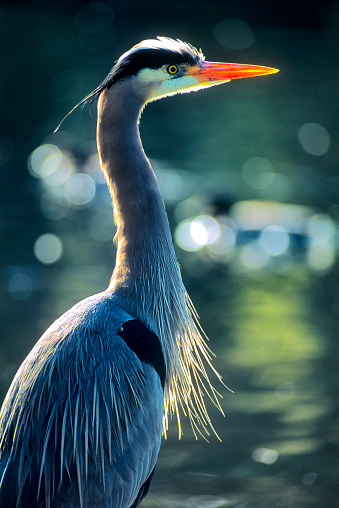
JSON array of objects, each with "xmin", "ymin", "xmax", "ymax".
[
  {"xmin": 228, "ymin": 272, "xmax": 323, "ymax": 383},
  {"xmin": 143, "ymin": 269, "xmax": 331, "ymax": 507}
]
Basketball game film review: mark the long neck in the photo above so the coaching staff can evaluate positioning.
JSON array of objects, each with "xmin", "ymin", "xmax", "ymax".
[
  {"xmin": 96, "ymin": 82, "xmax": 223, "ymax": 439},
  {"xmin": 97, "ymin": 83, "xmax": 180, "ymax": 321}
]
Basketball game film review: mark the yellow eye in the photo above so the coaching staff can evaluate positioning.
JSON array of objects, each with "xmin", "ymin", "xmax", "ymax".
[{"xmin": 167, "ymin": 65, "xmax": 179, "ymax": 75}]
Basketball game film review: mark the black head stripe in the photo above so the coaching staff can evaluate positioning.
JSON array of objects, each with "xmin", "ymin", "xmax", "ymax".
[
  {"xmin": 112, "ymin": 43, "xmax": 202, "ymax": 83},
  {"xmin": 54, "ymin": 38, "xmax": 204, "ymax": 132},
  {"xmin": 101, "ymin": 38, "xmax": 204, "ymax": 90}
]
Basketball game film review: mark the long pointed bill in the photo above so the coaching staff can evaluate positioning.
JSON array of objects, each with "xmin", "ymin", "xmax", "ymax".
[{"xmin": 187, "ymin": 61, "xmax": 279, "ymax": 87}]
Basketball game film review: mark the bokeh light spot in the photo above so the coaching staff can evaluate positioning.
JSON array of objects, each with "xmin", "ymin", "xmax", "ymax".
[
  {"xmin": 28, "ymin": 144, "xmax": 63, "ymax": 178},
  {"xmin": 175, "ymin": 215, "xmax": 221, "ymax": 252},
  {"xmin": 252, "ymin": 447, "xmax": 279, "ymax": 465},
  {"xmin": 260, "ymin": 225, "xmax": 290, "ymax": 256},
  {"xmin": 175, "ymin": 221, "xmax": 202, "ymax": 252},
  {"xmin": 214, "ymin": 18, "xmax": 254, "ymax": 50},
  {"xmin": 307, "ymin": 245, "xmax": 335, "ymax": 273},
  {"xmin": 242, "ymin": 157, "xmax": 275, "ymax": 190},
  {"xmin": 190, "ymin": 221, "xmax": 208, "ymax": 246},
  {"xmin": 302, "ymin": 472, "xmax": 317, "ymax": 486},
  {"xmin": 34, "ymin": 234, "xmax": 63, "ymax": 265},
  {"xmin": 298, "ymin": 123, "xmax": 330, "ymax": 156},
  {"xmin": 192, "ymin": 215, "xmax": 220, "ymax": 246},
  {"xmin": 307, "ymin": 213, "xmax": 335, "ymax": 245},
  {"xmin": 64, "ymin": 173, "xmax": 96, "ymax": 206},
  {"xmin": 42, "ymin": 157, "xmax": 75, "ymax": 188},
  {"xmin": 8, "ymin": 273, "xmax": 33, "ymax": 300}
]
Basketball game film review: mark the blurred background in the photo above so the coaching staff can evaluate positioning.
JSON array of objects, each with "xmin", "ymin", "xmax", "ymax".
[{"xmin": 0, "ymin": 0, "xmax": 338, "ymax": 506}]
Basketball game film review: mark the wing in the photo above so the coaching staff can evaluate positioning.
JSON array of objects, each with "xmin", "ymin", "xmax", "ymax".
[{"xmin": 0, "ymin": 294, "xmax": 165, "ymax": 508}]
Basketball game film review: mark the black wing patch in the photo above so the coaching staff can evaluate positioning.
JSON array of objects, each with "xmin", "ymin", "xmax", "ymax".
[{"xmin": 118, "ymin": 320, "xmax": 166, "ymax": 389}]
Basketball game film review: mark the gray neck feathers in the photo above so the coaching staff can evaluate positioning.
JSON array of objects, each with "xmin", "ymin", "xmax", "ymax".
[{"xmin": 97, "ymin": 81, "xmax": 223, "ymax": 438}]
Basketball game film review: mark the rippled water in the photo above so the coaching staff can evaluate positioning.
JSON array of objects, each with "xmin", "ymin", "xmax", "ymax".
[
  {"xmin": 2, "ymin": 224, "xmax": 336, "ymax": 506},
  {"xmin": 141, "ymin": 267, "xmax": 338, "ymax": 507}
]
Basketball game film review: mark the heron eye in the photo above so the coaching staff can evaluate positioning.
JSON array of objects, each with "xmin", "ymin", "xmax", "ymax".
[{"xmin": 167, "ymin": 65, "xmax": 179, "ymax": 75}]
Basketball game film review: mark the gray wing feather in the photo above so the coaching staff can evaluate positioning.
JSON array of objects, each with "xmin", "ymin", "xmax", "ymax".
[{"xmin": 0, "ymin": 293, "xmax": 164, "ymax": 507}]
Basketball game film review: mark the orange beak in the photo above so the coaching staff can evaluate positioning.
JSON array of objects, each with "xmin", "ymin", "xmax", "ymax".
[{"xmin": 187, "ymin": 61, "xmax": 279, "ymax": 86}]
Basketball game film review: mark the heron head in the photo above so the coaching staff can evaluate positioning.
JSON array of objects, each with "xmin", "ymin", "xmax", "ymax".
[
  {"xmin": 54, "ymin": 37, "xmax": 278, "ymax": 131},
  {"xmin": 103, "ymin": 37, "xmax": 278, "ymax": 103}
]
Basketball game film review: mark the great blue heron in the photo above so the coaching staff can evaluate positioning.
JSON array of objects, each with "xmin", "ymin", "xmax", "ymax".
[{"xmin": 0, "ymin": 37, "xmax": 278, "ymax": 507}]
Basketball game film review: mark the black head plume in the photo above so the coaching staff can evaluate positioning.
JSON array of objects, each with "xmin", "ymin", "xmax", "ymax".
[{"xmin": 54, "ymin": 37, "xmax": 204, "ymax": 133}]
